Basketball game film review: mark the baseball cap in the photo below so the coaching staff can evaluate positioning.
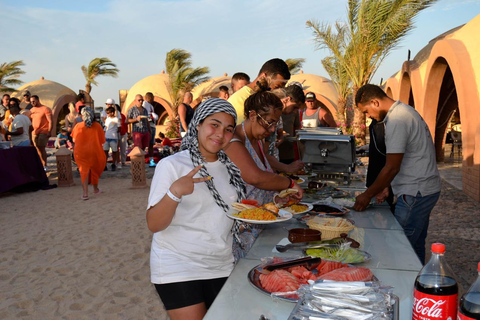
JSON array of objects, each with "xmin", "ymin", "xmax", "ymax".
[
  {"xmin": 23, "ymin": 90, "xmax": 31, "ymax": 96},
  {"xmin": 305, "ymin": 92, "xmax": 316, "ymax": 101},
  {"xmin": 105, "ymin": 98, "xmax": 115, "ymax": 105}
]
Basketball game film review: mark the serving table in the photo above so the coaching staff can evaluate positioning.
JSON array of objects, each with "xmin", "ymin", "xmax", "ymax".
[{"xmin": 205, "ymin": 203, "xmax": 421, "ymax": 320}]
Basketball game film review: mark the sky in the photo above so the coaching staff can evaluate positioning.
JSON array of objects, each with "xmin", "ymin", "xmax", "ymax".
[{"xmin": 1, "ymin": 0, "xmax": 480, "ymax": 107}]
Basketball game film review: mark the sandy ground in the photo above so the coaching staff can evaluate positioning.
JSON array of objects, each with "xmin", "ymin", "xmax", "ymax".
[
  {"xmin": 0, "ymin": 148, "xmax": 478, "ymax": 319},
  {"xmin": 0, "ymin": 167, "xmax": 168, "ymax": 319}
]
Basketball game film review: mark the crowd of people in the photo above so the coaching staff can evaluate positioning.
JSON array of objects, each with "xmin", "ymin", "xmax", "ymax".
[{"xmin": 1, "ymin": 57, "xmax": 440, "ymax": 320}]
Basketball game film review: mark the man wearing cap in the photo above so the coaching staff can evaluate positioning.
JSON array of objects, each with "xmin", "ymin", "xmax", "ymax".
[
  {"xmin": 30, "ymin": 95, "xmax": 52, "ymax": 169},
  {"xmin": 22, "ymin": 91, "xmax": 33, "ymax": 110},
  {"xmin": 301, "ymin": 92, "xmax": 337, "ymax": 128}
]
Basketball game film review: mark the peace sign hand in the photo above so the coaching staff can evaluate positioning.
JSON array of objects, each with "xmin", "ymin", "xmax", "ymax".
[{"xmin": 169, "ymin": 164, "xmax": 210, "ymax": 199}]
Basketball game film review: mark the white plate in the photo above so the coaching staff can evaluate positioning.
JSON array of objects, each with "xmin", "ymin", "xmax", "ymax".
[
  {"xmin": 226, "ymin": 209, "xmax": 293, "ymax": 224},
  {"xmin": 296, "ymin": 177, "xmax": 305, "ymax": 184},
  {"xmin": 282, "ymin": 202, "xmax": 313, "ymax": 215}
]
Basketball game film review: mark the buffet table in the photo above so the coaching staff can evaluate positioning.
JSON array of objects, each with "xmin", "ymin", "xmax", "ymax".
[
  {"xmin": 205, "ymin": 204, "xmax": 421, "ymax": 320},
  {"xmin": 0, "ymin": 146, "xmax": 50, "ymax": 193}
]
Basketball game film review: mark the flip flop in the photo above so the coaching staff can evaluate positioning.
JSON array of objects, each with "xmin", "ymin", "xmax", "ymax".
[
  {"xmin": 94, "ymin": 189, "xmax": 103, "ymax": 195},
  {"xmin": 82, "ymin": 195, "xmax": 89, "ymax": 200}
]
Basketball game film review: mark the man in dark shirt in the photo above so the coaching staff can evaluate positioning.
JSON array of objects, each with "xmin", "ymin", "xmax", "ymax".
[
  {"xmin": 177, "ymin": 92, "xmax": 194, "ymax": 137},
  {"xmin": 22, "ymin": 90, "xmax": 33, "ymax": 110},
  {"xmin": 127, "ymin": 94, "xmax": 151, "ymax": 150}
]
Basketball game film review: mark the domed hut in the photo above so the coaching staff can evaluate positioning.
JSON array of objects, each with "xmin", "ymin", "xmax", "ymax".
[
  {"xmin": 383, "ymin": 13, "xmax": 480, "ymax": 201},
  {"xmin": 11, "ymin": 78, "xmax": 77, "ymax": 136},
  {"xmin": 191, "ymin": 75, "xmax": 231, "ymax": 107},
  {"xmin": 122, "ymin": 73, "xmax": 174, "ymax": 133},
  {"xmin": 289, "ymin": 73, "xmax": 339, "ymax": 121}
]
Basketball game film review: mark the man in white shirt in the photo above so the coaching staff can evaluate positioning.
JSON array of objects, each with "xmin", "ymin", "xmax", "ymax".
[
  {"xmin": 5, "ymin": 102, "xmax": 31, "ymax": 146},
  {"xmin": 103, "ymin": 106, "xmax": 119, "ymax": 171}
]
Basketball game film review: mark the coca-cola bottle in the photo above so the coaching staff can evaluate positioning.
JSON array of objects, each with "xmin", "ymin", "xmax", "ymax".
[
  {"xmin": 458, "ymin": 262, "xmax": 480, "ymax": 319},
  {"xmin": 413, "ymin": 243, "xmax": 459, "ymax": 320}
]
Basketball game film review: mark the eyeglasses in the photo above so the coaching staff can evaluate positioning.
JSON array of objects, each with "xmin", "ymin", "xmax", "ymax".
[{"xmin": 256, "ymin": 113, "xmax": 280, "ymax": 130}]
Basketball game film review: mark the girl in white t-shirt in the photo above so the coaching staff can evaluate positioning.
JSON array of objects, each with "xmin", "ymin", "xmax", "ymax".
[{"xmin": 146, "ymin": 98, "xmax": 245, "ymax": 320}]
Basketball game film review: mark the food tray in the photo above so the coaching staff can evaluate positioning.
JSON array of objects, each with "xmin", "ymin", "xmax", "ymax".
[{"xmin": 287, "ymin": 292, "xmax": 399, "ymax": 320}]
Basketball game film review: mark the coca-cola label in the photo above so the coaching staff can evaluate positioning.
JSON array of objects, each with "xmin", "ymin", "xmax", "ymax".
[
  {"xmin": 457, "ymin": 311, "xmax": 476, "ymax": 319},
  {"xmin": 413, "ymin": 289, "xmax": 458, "ymax": 320}
]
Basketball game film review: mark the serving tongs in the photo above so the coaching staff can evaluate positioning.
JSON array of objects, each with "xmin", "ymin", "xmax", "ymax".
[{"xmin": 276, "ymin": 242, "xmax": 340, "ymax": 253}]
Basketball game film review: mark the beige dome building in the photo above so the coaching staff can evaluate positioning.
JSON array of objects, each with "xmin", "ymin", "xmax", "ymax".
[
  {"xmin": 121, "ymin": 73, "xmax": 174, "ymax": 129},
  {"xmin": 289, "ymin": 73, "xmax": 339, "ymax": 119},
  {"xmin": 11, "ymin": 78, "xmax": 77, "ymax": 136},
  {"xmin": 384, "ymin": 13, "xmax": 480, "ymax": 201}
]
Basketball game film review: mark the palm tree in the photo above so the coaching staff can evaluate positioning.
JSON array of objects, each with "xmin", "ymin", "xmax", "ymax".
[
  {"xmin": 165, "ymin": 48, "xmax": 210, "ymax": 111},
  {"xmin": 81, "ymin": 57, "xmax": 119, "ymax": 94},
  {"xmin": 0, "ymin": 60, "xmax": 25, "ymax": 93},
  {"xmin": 322, "ymin": 55, "xmax": 352, "ymax": 133},
  {"xmin": 307, "ymin": 0, "xmax": 437, "ymax": 144},
  {"xmin": 285, "ymin": 58, "xmax": 306, "ymax": 75}
]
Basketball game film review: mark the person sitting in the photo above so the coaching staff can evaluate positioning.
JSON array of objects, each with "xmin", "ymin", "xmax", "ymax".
[
  {"xmin": 4, "ymin": 99, "xmax": 32, "ymax": 147},
  {"xmin": 54, "ymin": 127, "xmax": 69, "ymax": 149},
  {"xmin": 157, "ymin": 132, "xmax": 173, "ymax": 148}
]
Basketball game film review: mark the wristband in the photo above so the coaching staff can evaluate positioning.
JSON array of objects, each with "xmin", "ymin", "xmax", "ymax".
[
  {"xmin": 288, "ymin": 178, "xmax": 295, "ymax": 188},
  {"xmin": 167, "ymin": 189, "xmax": 182, "ymax": 203}
]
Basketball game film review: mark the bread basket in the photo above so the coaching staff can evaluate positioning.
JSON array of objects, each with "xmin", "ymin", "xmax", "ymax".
[{"xmin": 306, "ymin": 217, "xmax": 354, "ymax": 240}]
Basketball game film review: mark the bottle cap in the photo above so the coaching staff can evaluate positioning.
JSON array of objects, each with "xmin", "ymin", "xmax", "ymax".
[{"xmin": 431, "ymin": 243, "xmax": 445, "ymax": 253}]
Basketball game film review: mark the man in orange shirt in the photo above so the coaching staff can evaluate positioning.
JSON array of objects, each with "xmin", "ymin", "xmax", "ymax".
[{"xmin": 30, "ymin": 95, "xmax": 52, "ymax": 169}]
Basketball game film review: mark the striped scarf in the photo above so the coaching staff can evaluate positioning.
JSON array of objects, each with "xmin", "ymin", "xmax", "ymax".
[{"xmin": 181, "ymin": 98, "xmax": 246, "ymax": 212}]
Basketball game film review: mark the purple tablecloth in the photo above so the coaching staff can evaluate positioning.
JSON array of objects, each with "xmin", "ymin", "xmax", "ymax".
[{"xmin": 0, "ymin": 146, "xmax": 50, "ymax": 193}]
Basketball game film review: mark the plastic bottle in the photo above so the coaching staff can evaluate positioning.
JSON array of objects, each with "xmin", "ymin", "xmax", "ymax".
[
  {"xmin": 458, "ymin": 262, "xmax": 480, "ymax": 319},
  {"xmin": 413, "ymin": 243, "xmax": 458, "ymax": 320}
]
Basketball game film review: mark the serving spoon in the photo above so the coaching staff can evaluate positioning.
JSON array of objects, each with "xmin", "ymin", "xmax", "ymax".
[{"xmin": 276, "ymin": 242, "xmax": 339, "ymax": 253}]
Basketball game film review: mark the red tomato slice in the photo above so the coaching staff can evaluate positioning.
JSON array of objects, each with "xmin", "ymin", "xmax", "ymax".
[{"xmin": 241, "ymin": 199, "xmax": 259, "ymax": 206}]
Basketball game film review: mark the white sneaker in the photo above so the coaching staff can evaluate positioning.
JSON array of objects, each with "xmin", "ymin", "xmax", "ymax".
[{"xmin": 117, "ymin": 163, "xmax": 122, "ymax": 169}]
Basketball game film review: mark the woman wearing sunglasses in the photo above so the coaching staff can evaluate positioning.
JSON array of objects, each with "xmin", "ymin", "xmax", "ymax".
[{"xmin": 224, "ymin": 79, "xmax": 304, "ymax": 260}]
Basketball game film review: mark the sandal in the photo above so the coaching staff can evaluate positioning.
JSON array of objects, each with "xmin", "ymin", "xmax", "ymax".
[
  {"xmin": 94, "ymin": 189, "xmax": 103, "ymax": 195},
  {"xmin": 82, "ymin": 195, "xmax": 89, "ymax": 200}
]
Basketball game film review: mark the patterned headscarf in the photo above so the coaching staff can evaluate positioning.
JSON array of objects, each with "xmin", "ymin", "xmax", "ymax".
[
  {"xmin": 181, "ymin": 98, "xmax": 246, "ymax": 212},
  {"xmin": 81, "ymin": 107, "xmax": 95, "ymax": 128}
]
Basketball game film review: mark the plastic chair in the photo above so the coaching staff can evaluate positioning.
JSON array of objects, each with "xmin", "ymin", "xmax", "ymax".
[{"xmin": 450, "ymin": 131, "xmax": 462, "ymax": 157}]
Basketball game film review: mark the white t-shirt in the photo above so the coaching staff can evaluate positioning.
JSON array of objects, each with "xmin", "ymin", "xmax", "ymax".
[
  {"xmin": 104, "ymin": 116, "xmax": 119, "ymax": 139},
  {"xmin": 148, "ymin": 150, "xmax": 238, "ymax": 284},
  {"xmin": 11, "ymin": 114, "xmax": 31, "ymax": 146}
]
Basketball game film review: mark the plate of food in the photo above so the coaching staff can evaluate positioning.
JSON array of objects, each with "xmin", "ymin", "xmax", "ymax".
[
  {"xmin": 228, "ymin": 202, "xmax": 293, "ymax": 224},
  {"xmin": 247, "ymin": 257, "xmax": 375, "ymax": 302},
  {"xmin": 305, "ymin": 246, "xmax": 371, "ymax": 264},
  {"xmin": 279, "ymin": 172, "xmax": 305, "ymax": 184},
  {"xmin": 282, "ymin": 202, "xmax": 313, "ymax": 215}
]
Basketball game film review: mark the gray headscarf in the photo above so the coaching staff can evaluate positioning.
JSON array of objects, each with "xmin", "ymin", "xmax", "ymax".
[
  {"xmin": 81, "ymin": 107, "xmax": 95, "ymax": 128},
  {"xmin": 180, "ymin": 98, "xmax": 246, "ymax": 212}
]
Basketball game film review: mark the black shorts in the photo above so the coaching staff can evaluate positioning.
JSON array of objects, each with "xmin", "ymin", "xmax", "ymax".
[{"xmin": 154, "ymin": 277, "xmax": 227, "ymax": 310}]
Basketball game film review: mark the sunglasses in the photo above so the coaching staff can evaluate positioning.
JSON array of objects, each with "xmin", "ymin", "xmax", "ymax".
[{"xmin": 256, "ymin": 113, "xmax": 280, "ymax": 130}]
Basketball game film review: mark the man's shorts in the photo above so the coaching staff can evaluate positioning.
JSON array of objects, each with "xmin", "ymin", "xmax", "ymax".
[
  {"xmin": 103, "ymin": 138, "xmax": 118, "ymax": 152},
  {"xmin": 132, "ymin": 132, "xmax": 150, "ymax": 150},
  {"xmin": 32, "ymin": 133, "xmax": 49, "ymax": 148}
]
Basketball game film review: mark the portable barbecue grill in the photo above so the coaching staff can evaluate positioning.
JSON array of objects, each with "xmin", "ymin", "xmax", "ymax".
[{"xmin": 296, "ymin": 128, "xmax": 356, "ymax": 184}]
